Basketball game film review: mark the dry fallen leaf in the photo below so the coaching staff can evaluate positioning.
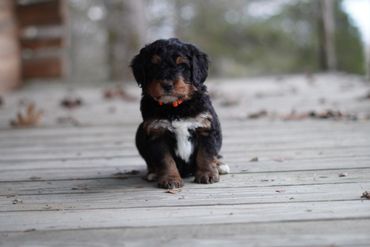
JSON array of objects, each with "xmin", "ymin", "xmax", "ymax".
[
  {"xmin": 275, "ymin": 190, "xmax": 285, "ymax": 193},
  {"xmin": 361, "ymin": 191, "xmax": 370, "ymax": 199},
  {"xmin": 249, "ymin": 157, "xmax": 259, "ymax": 162},
  {"xmin": 165, "ymin": 189, "xmax": 182, "ymax": 194},
  {"xmin": 60, "ymin": 97, "xmax": 83, "ymax": 109},
  {"xmin": 113, "ymin": 170, "xmax": 140, "ymax": 178},
  {"xmin": 281, "ymin": 111, "xmax": 309, "ymax": 121},
  {"xmin": 219, "ymin": 97, "xmax": 240, "ymax": 107},
  {"xmin": 248, "ymin": 110, "xmax": 268, "ymax": 119},
  {"xmin": 10, "ymin": 103, "xmax": 43, "ymax": 128},
  {"xmin": 103, "ymin": 86, "xmax": 136, "ymax": 101},
  {"xmin": 282, "ymin": 110, "xmax": 358, "ymax": 121}
]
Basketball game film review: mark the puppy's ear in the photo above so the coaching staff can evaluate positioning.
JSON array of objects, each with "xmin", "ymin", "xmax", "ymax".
[
  {"xmin": 190, "ymin": 46, "xmax": 209, "ymax": 84},
  {"xmin": 130, "ymin": 52, "xmax": 146, "ymax": 87}
]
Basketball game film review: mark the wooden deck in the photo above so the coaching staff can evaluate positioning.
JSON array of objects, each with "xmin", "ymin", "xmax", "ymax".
[{"xmin": 0, "ymin": 73, "xmax": 370, "ymax": 246}]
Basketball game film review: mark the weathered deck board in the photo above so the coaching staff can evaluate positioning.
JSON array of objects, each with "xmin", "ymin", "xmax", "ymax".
[
  {"xmin": 1, "ymin": 219, "xmax": 369, "ymax": 247},
  {"xmin": 1, "ymin": 200, "xmax": 370, "ymax": 232},
  {"xmin": 1, "ymin": 156, "xmax": 369, "ymax": 182},
  {"xmin": 2, "ymin": 168, "xmax": 369, "ymax": 195},
  {"xmin": 1, "ymin": 182, "xmax": 368, "ymax": 212},
  {"xmin": 0, "ymin": 73, "xmax": 369, "ymax": 246}
]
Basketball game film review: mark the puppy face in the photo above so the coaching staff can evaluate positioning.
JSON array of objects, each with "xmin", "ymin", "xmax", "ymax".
[{"xmin": 131, "ymin": 38, "xmax": 209, "ymax": 104}]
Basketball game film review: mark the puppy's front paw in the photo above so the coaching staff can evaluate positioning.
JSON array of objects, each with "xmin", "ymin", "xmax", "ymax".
[
  {"xmin": 194, "ymin": 168, "xmax": 220, "ymax": 184},
  {"xmin": 158, "ymin": 176, "xmax": 184, "ymax": 189}
]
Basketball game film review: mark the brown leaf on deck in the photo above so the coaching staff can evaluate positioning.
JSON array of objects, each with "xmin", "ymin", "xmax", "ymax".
[
  {"xmin": 275, "ymin": 190, "xmax": 285, "ymax": 193},
  {"xmin": 220, "ymin": 98, "xmax": 240, "ymax": 107},
  {"xmin": 282, "ymin": 110, "xmax": 359, "ymax": 121},
  {"xmin": 165, "ymin": 189, "xmax": 182, "ymax": 194},
  {"xmin": 103, "ymin": 87, "xmax": 136, "ymax": 101},
  {"xmin": 361, "ymin": 191, "xmax": 370, "ymax": 199},
  {"xmin": 248, "ymin": 110, "xmax": 268, "ymax": 119},
  {"xmin": 10, "ymin": 103, "xmax": 43, "ymax": 128},
  {"xmin": 249, "ymin": 157, "xmax": 259, "ymax": 162},
  {"xmin": 281, "ymin": 111, "xmax": 309, "ymax": 121},
  {"xmin": 113, "ymin": 170, "xmax": 140, "ymax": 178},
  {"xmin": 60, "ymin": 97, "xmax": 83, "ymax": 109},
  {"xmin": 247, "ymin": 109, "xmax": 363, "ymax": 121}
]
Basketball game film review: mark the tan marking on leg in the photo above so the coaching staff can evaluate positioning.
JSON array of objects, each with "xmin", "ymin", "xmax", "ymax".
[
  {"xmin": 194, "ymin": 147, "xmax": 220, "ymax": 184},
  {"xmin": 157, "ymin": 152, "xmax": 183, "ymax": 189}
]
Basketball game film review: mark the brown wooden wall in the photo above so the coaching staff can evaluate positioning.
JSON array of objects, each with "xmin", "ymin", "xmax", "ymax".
[
  {"xmin": 0, "ymin": 0, "xmax": 21, "ymax": 92},
  {"xmin": 0, "ymin": 0, "xmax": 66, "ymax": 92},
  {"xmin": 17, "ymin": 0, "xmax": 66, "ymax": 80}
]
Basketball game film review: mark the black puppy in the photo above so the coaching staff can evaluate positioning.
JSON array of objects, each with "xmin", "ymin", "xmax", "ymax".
[{"xmin": 131, "ymin": 38, "xmax": 229, "ymax": 189}]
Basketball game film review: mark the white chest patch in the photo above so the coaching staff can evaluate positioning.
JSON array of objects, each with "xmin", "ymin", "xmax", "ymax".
[
  {"xmin": 170, "ymin": 112, "xmax": 212, "ymax": 162},
  {"xmin": 171, "ymin": 120, "xmax": 196, "ymax": 162}
]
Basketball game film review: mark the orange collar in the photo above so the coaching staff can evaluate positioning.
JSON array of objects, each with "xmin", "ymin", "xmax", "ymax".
[{"xmin": 159, "ymin": 99, "xmax": 183, "ymax": 107}]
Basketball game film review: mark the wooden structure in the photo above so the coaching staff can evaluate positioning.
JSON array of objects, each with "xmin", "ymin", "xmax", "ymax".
[
  {"xmin": 0, "ymin": 0, "xmax": 66, "ymax": 92},
  {"xmin": 17, "ymin": 0, "xmax": 66, "ymax": 80},
  {"xmin": 0, "ymin": 74, "xmax": 369, "ymax": 246},
  {"xmin": 318, "ymin": 0, "xmax": 337, "ymax": 71},
  {"xmin": 0, "ymin": 0, "xmax": 20, "ymax": 92}
]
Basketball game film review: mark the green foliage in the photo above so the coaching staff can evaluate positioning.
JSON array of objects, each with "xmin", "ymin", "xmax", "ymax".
[
  {"xmin": 334, "ymin": 1, "xmax": 365, "ymax": 74},
  {"xmin": 171, "ymin": 0, "xmax": 365, "ymax": 77}
]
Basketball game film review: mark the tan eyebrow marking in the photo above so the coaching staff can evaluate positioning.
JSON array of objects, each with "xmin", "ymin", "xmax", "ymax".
[
  {"xmin": 176, "ymin": 56, "xmax": 189, "ymax": 65},
  {"xmin": 151, "ymin": 55, "xmax": 161, "ymax": 64}
]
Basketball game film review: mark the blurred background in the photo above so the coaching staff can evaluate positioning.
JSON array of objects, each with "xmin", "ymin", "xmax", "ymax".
[{"xmin": 0, "ymin": 0, "xmax": 369, "ymax": 92}]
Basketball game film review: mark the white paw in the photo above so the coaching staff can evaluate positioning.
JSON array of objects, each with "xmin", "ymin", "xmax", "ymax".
[
  {"xmin": 217, "ymin": 163, "xmax": 230, "ymax": 175},
  {"xmin": 146, "ymin": 173, "xmax": 157, "ymax": 181}
]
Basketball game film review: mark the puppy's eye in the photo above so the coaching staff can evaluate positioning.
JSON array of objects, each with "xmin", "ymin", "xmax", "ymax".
[
  {"xmin": 176, "ymin": 56, "xmax": 189, "ymax": 65},
  {"xmin": 151, "ymin": 55, "xmax": 161, "ymax": 64}
]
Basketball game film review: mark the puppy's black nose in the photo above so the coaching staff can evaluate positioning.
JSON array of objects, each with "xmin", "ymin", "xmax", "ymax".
[{"xmin": 161, "ymin": 81, "xmax": 173, "ymax": 92}]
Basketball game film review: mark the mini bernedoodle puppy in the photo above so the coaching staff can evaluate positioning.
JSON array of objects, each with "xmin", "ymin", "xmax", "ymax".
[{"xmin": 131, "ymin": 38, "xmax": 230, "ymax": 189}]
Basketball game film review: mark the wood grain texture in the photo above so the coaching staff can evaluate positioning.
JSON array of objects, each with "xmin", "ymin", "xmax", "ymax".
[
  {"xmin": 20, "ymin": 38, "xmax": 63, "ymax": 50},
  {"xmin": 16, "ymin": 0, "xmax": 62, "ymax": 28},
  {"xmin": 22, "ymin": 57, "xmax": 62, "ymax": 79},
  {"xmin": 0, "ymin": 74, "xmax": 369, "ymax": 246},
  {"xmin": 1, "ymin": 219, "xmax": 369, "ymax": 247}
]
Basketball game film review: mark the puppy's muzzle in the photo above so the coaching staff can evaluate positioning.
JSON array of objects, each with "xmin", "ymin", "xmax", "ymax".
[{"xmin": 160, "ymin": 80, "xmax": 174, "ymax": 93}]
